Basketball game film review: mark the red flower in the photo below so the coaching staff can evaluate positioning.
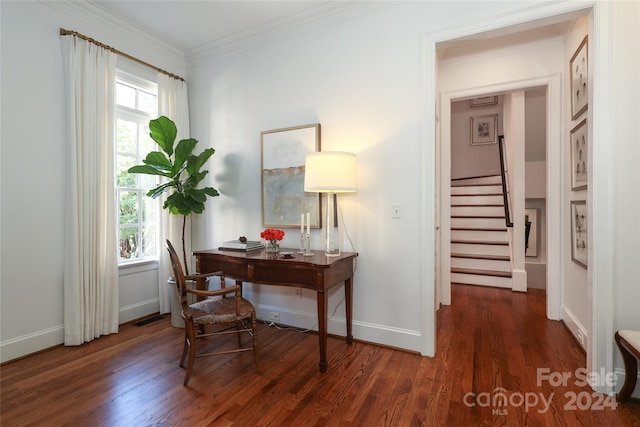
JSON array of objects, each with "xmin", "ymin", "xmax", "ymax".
[{"xmin": 260, "ymin": 228, "xmax": 285, "ymax": 241}]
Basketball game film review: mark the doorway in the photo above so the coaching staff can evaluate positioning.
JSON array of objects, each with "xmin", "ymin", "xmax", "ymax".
[
  {"xmin": 438, "ymin": 79, "xmax": 561, "ymax": 317},
  {"xmin": 447, "ymin": 89, "xmax": 548, "ymax": 294},
  {"xmin": 422, "ymin": 1, "xmax": 617, "ymax": 396}
]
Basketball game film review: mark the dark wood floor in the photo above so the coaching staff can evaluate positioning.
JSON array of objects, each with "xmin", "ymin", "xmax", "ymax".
[{"xmin": 2, "ymin": 284, "xmax": 639, "ymax": 426}]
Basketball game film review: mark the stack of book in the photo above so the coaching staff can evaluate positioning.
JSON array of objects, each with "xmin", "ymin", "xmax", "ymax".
[{"xmin": 218, "ymin": 239, "xmax": 264, "ymax": 252}]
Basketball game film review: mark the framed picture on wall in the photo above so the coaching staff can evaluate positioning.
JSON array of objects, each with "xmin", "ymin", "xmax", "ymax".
[
  {"xmin": 470, "ymin": 114, "xmax": 497, "ymax": 145},
  {"xmin": 525, "ymin": 208, "xmax": 538, "ymax": 257},
  {"xmin": 570, "ymin": 200, "xmax": 587, "ymax": 268},
  {"xmin": 570, "ymin": 35, "xmax": 588, "ymax": 120},
  {"xmin": 261, "ymin": 123, "xmax": 321, "ymax": 229},
  {"xmin": 470, "ymin": 96, "xmax": 498, "ymax": 108},
  {"xmin": 570, "ymin": 118, "xmax": 588, "ymax": 190}
]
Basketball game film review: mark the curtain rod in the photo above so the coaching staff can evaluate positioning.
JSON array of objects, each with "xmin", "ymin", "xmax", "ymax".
[{"xmin": 59, "ymin": 28, "xmax": 185, "ymax": 82}]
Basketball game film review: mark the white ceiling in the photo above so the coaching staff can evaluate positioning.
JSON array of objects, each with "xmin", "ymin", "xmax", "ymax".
[{"xmin": 92, "ymin": 0, "xmax": 350, "ymax": 52}]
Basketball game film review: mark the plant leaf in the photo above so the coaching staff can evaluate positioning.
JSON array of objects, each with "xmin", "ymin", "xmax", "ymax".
[
  {"xmin": 187, "ymin": 148, "xmax": 215, "ymax": 176},
  {"xmin": 173, "ymin": 138, "xmax": 198, "ymax": 175},
  {"xmin": 202, "ymin": 187, "xmax": 220, "ymax": 197},
  {"xmin": 142, "ymin": 151, "xmax": 172, "ymax": 170},
  {"xmin": 149, "ymin": 116, "xmax": 177, "ymax": 156},
  {"xmin": 128, "ymin": 164, "xmax": 172, "ymax": 177},
  {"xmin": 185, "ymin": 188, "xmax": 206, "ymax": 203},
  {"xmin": 146, "ymin": 181, "xmax": 176, "ymax": 199}
]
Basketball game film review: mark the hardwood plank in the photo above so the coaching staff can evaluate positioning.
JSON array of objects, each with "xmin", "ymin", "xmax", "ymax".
[{"xmin": 2, "ymin": 287, "xmax": 639, "ymax": 426}]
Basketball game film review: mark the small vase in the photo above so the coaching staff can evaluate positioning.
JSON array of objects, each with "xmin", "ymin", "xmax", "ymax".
[{"xmin": 265, "ymin": 239, "xmax": 280, "ymax": 253}]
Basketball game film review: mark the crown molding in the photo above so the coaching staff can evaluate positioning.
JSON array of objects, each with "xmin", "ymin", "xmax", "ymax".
[
  {"xmin": 40, "ymin": 0, "xmax": 186, "ymax": 73},
  {"xmin": 186, "ymin": 1, "xmax": 395, "ymax": 67}
]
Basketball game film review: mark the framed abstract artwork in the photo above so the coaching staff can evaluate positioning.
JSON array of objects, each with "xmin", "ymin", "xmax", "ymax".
[
  {"xmin": 570, "ymin": 200, "xmax": 587, "ymax": 268},
  {"xmin": 570, "ymin": 35, "xmax": 588, "ymax": 120},
  {"xmin": 470, "ymin": 114, "xmax": 497, "ymax": 145},
  {"xmin": 570, "ymin": 118, "xmax": 588, "ymax": 190},
  {"xmin": 261, "ymin": 123, "xmax": 321, "ymax": 229}
]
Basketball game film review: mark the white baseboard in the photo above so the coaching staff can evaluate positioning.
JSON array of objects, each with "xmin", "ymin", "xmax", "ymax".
[
  {"xmin": 1, "ymin": 299, "xmax": 160, "ymax": 364},
  {"xmin": 119, "ymin": 298, "xmax": 160, "ymax": 324},
  {"xmin": 255, "ymin": 304, "xmax": 422, "ymax": 353},
  {"xmin": 0, "ymin": 325, "xmax": 64, "ymax": 364},
  {"xmin": 562, "ymin": 305, "xmax": 587, "ymax": 350},
  {"xmin": 525, "ymin": 262, "xmax": 546, "ymax": 289},
  {"xmin": 512, "ymin": 268, "xmax": 527, "ymax": 292}
]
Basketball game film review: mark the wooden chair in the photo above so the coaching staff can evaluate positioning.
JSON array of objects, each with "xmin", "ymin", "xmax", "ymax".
[
  {"xmin": 166, "ymin": 240, "xmax": 259, "ymax": 386},
  {"xmin": 615, "ymin": 330, "xmax": 640, "ymax": 402}
]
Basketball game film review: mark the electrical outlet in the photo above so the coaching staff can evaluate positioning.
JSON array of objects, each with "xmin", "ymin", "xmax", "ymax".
[
  {"xmin": 269, "ymin": 312, "xmax": 280, "ymax": 321},
  {"xmin": 294, "ymin": 288, "xmax": 302, "ymax": 297}
]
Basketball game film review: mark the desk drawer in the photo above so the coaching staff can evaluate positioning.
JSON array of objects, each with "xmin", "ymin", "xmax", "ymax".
[
  {"xmin": 198, "ymin": 257, "xmax": 248, "ymax": 281},
  {"xmin": 250, "ymin": 263, "xmax": 317, "ymax": 289}
]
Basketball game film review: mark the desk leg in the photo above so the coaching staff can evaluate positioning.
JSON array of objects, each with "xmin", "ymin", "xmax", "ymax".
[
  {"xmin": 317, "ymin": 290, "xmax": 328, "ymax": 373},
  {"xmin": 345, "ymin": 277, "xmax": 353, "ymax": 345}
]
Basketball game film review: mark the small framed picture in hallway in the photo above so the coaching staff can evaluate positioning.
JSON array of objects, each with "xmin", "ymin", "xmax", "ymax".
[
  {"xmin": 570, "ymin": 118, "xmax": 588, "ymax": 190},
  {"xmin": 470, "ymin": 114, "xmax": 497, "ymax": 145},
  {"xmin": 571, "ymin": 200, "xmax": 587, "ymax": 268},
  {"xmin": 570, "ymin": 35, "xmax": 588, "ymax": 120}
]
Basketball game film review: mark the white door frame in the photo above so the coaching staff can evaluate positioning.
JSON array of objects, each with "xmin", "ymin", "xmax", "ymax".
[
  {"xmin": 422, "ymin": 1, "xmax": 615, "ymax": 394},
  {"xmin": 438, "ymin": 75, "xmax": 562, "ymax": 317}
]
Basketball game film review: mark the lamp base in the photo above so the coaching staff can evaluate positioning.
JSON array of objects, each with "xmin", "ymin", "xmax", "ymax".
[
  {"xmin": 325, "ymin": 249, "xmax": 340, "ymax": 257},
  {"xmin": 324, "ymin": 192, "xmax": 340, "ymax": 257}
]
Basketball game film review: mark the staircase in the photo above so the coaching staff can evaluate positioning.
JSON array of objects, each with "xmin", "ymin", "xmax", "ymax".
[{"xmin": 451, "ymin": 175, "xmax": 512, "ymax": 289}]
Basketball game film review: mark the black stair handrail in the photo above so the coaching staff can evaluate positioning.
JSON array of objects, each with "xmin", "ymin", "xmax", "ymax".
[{"xmin": 498, "ymin": 135, "xmax": 513, "ymax": 227}]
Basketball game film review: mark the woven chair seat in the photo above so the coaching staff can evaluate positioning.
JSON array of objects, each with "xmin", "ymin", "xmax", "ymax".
[
  {"xmin": 184, "ymin": 297, "xmax": 255, "ymax": 325},
  {"xmin": 166, "ymin": 239, "xmax": 260, "ymax": 385}
]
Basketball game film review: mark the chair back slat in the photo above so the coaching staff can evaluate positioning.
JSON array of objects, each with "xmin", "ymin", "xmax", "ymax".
[{"xmin": 166, "ymin": 240, "xmax": 189, "ymax": 309}]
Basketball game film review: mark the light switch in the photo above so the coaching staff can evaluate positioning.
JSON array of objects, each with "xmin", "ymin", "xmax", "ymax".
[{"xmin": 392, "ymin": 203, "xmax": 402, "ymax": 219}]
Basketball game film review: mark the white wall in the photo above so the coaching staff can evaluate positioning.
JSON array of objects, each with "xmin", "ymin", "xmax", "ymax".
[
  {"xmin": 187, "ymin": 1, "xmax": 531, "ymax": 352},
  {"xmin": 610, "ymin": 0, "xmax": 640, "ymax": 397},
  {"xmin": 525, "ymin": 89, "xmax": 547, "ymax": 288},
  {"xmin": 0, "ymin": 1, "xmax": 185, "ymax": 362},
  {"xmin": 450, "ymin": 98, "xmax": 502, "ymax": 180},
  {"xmin": 562, "ymin": 17, "xmax": 589, "ymax": 351}
]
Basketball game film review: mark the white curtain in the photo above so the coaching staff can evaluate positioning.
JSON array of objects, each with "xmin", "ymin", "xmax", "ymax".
[
  {"xmin": 157, "ymin": 73, "xmax": 191, "ymax": 314},
  {"xmin": 61, "ymin": 36, "xmax": 119, "ymax": 345}
]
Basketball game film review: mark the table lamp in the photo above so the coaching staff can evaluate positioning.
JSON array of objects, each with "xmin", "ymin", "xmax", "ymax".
[{"xmin": 304, "ymin": 151, "xmax": 357, "ymax": 256}]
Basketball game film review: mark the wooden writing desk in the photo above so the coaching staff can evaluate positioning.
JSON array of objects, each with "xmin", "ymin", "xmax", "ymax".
[{"xmin": 193, "ymin": 248, "xmax": 358, "ymax": 372}]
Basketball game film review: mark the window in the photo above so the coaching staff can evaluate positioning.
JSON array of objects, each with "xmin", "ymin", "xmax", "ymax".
[{"xmin": 115, "ymin": 71, "xmax": 159, "ymax": 264}]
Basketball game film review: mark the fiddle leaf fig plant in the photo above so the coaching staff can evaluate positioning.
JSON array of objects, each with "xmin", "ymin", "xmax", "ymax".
[{"xmin": 128, "ymin": 115, "xmax": 219, "ymax": 274}]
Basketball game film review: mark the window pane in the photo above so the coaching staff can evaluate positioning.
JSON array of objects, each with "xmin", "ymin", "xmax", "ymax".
[
  {"xmin": 137, "ymin": 123, "xmax": 158, "ymax": 190},
  {"xmin": 140, "ymin": 175, "xmax": 157, "ymax": 191},
  {"xmin": 115, "ymin": 72, "xmax": 159, "ymax": 264},
  {"xmin": 117, "ymin": 119, "xmax": 137, "ymax": 154},
  {"xmin": 138, "ymin": 91, "xmax": 157, "ymax": 115},
  {"xmin": 139, "ymin": 123, "xmax": 155, "ymax": 156},
  {"xmin": 116, "ymin": 155, "xmax": 136, "ymax": 188},
  {"xmin": 141, "ymin": 225, "xmax": 157, "ymax": 257},
  {"xmin": 116, "ymin": 83, "xmax": 136, "ymax": 109},
  {"xmin": 119, "ymin": 191, "xmax": 139, "ymax": 224},
  {"xmin": 119, "ymin": 226, "xmax": 138, "ymax": 259},
  {"xmin": 142, "ymin": 196, "xmax": 157, "ymax": 223}
]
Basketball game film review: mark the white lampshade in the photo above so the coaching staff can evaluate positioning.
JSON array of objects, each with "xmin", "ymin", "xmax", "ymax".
[{"xmin": 304, "ymin": 151, "xmax": 357, "ymax": 193}]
